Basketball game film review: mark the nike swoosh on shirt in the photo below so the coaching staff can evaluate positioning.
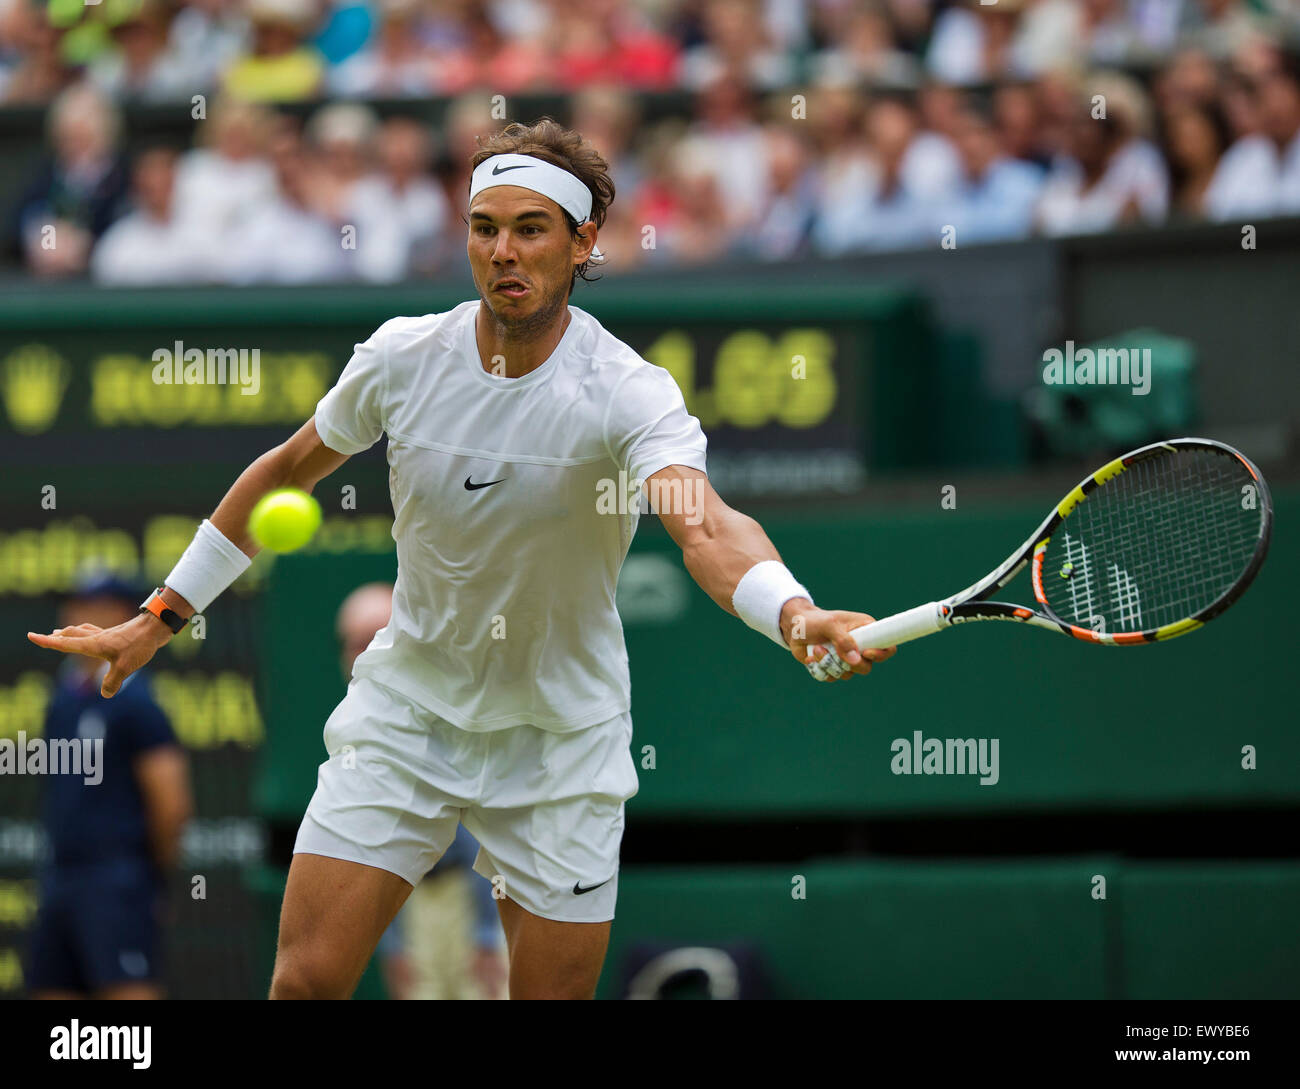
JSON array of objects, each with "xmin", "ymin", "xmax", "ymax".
[
  {"xmin": 573, "ymin": 878, "xmax": 612, "ymax": 895},
  {"xmin": 491, "ymin": 163, "xmax": 533, "ymax": 175},
  {"xmin": 464, "ymin": 477, "xmax": 505, "ymax": 491}
]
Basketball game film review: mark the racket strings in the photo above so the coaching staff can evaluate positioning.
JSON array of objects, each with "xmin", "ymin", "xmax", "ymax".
[{"xmin": 1040, "ymin": 449, "xmax": 1263, "ymax": 634}]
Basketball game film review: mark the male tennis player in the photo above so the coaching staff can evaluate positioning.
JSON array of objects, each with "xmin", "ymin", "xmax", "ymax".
[{"xmin": 28, "ymin": 119, "xmax": 895, "ymax": 999}]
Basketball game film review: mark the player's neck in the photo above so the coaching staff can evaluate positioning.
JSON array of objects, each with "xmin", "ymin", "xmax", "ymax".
[{"xmin": 474, "ymin": 303, "xmax": 571, "ymax": 379}]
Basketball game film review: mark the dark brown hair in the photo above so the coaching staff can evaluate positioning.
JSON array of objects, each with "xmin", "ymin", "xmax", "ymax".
[{"xmin": 469, "ymin": 118, "xmax": 614, "ymax": 290}]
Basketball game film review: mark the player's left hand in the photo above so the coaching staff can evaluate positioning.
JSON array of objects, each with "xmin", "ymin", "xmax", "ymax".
[{"xmin": 780, "ymin": 601, "xmax": 897, "ymax": 681}]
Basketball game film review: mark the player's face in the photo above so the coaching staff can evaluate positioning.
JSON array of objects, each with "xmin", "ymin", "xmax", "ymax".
[{"xmin": 467, "ymin": 187, "xmax": 592, "ymax": 328}]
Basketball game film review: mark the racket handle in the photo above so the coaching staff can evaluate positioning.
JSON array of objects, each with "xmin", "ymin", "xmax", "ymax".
[
  {"xmin": 805, "ymin": 602, "xmax": 945, "ymax": 681},
  {"xmin": 849, "ymin": 602, "xmax": 946, "ymax": 650}
]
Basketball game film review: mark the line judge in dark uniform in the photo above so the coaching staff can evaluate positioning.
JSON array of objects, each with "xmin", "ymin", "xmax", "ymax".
[{"xmin": 25, "ymin": 573, "xmax": 192, "ymax": 999}]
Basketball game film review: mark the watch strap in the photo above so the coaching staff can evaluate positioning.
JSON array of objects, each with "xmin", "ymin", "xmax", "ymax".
[{"xmin": 140, "ymin": 589, "xmax": 188, "ymax": 634}]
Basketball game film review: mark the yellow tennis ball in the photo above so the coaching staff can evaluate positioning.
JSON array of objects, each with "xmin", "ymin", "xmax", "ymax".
[{"xmin": 248, "ymin": 488, "xmax": 322, "ymax": 553}]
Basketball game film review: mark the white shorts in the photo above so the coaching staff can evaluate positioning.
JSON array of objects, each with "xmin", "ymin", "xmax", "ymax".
[{"xmin": 294, "ymin": 676, "xmax": 639, "ymax": 923}]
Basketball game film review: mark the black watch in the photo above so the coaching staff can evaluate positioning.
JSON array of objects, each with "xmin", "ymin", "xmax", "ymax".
[{"xmin": 139, "ymin": 589, "xmax": 188, "ymax": 634}]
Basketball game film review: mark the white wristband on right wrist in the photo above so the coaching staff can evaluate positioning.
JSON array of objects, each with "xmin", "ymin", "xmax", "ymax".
[
  {"xmin": 732, "ymin": 560, "xmax": 814, "ymax": 648},
  {"xmin": 164, "ymin": 518, "xmax": 252, "ymax": 614}
]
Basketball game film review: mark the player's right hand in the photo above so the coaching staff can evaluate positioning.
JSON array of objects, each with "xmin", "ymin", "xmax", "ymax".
[
  {"xmin": 780, "ymin": 602, "xmax": 897, "ymax": 682},
  {"xmin": 27, "ymin": 613, "xmax": 174, "ymax": 698}
]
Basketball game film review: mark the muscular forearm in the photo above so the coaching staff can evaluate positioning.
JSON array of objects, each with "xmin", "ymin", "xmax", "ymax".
[
  {"xmin": 160, "ymin": 420, "xmax": 345, "ymax": 618},
  {"xmin": 207, "ymin": 449, "xmax": 301, "ymax": 555},
  {"xmin": 156, "ymin": 453, "xmax": 287, "ymax": 619},
  {"xmin": 680, "ymin": 507, "xmax": 783, "ymax": 615}
]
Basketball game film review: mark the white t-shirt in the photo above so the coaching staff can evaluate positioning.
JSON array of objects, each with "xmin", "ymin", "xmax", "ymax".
[{"xmin": 314, "ymin": 301, "xmax": 708, "ymax": 733}]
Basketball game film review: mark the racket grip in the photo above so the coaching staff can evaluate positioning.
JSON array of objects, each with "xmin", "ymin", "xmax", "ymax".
[
  {"xmin": 805, "ymin": 601, "xmax": 946, "ymax": 681},
  {"xmin": 849, "ymin": 601, "xmax": 946, "ymax": 650}
]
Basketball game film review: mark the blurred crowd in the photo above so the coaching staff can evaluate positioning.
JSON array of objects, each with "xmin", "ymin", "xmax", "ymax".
[{"xmin": 2, "ymin": 0, "xmax": 1300, "ymax": 282}]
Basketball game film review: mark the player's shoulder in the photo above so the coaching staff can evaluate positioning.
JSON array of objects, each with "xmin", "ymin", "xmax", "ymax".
[
  {"xmin": 371, "ymin": 301, "xmax": 475, "ymax": 346},
  {"xmin": 365, "ymin": 302, "xmax": 477, "ymax": 368},
  {"xmin": 567, "ymin": 305, "xmax": 676, "ymax": 392}
]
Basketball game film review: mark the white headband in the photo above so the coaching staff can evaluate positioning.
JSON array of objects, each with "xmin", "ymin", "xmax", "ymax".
[{"xmin": 469, "ymin": 153, "xmax": 603, "ymax": 259}]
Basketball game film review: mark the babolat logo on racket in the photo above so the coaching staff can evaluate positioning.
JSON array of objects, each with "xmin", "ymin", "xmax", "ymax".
[{"xmin": 950, "ymin": 611, "xmax": 1029, "ymax": 624}]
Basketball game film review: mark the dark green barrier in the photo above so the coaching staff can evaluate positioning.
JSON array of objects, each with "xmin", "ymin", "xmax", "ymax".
[
  {"xmin": 0, "ymin": 280, "xmax": 943, "ymax": 510},
  {"xmin": 597, "ymin": 859, "xmax": 1300, "ymax": 999},
  {"xmin": 1117, "ymin": 862, "xmax": 1300, "ymax": 999}
]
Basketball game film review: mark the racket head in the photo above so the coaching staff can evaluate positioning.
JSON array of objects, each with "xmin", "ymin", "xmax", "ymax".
[{"xmin": 1025, "ymin": 438, "xmax": 1271, "ymax": 644}]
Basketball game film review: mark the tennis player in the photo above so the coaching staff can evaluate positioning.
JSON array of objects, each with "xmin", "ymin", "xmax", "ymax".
[{"xmin": 28, "ymin": 119, "xmax": 895, "ymax": 999}]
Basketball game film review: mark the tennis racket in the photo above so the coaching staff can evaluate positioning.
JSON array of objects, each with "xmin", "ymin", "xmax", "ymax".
[{"xmin": 806, "ymin": 437, "xmax": 1272, "ymax": 681}]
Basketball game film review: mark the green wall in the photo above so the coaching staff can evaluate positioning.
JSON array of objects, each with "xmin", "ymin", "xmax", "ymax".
[{"xmin": 597, "ymin": 860, "xmax": 1300, "ymax": 999}]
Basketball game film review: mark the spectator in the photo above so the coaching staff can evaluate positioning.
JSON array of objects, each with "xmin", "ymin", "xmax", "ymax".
[
  {"xmin": 1204, "ymin": 67, "xmax": 1280, "ymax": 218},
  {"xmin": 995, "ymin": 81, "xmax": 1052, "ymax": 168},
  {"xmin": 344, "ymin": 116, "xmax": 451, "ymax": 281},
  {"xmin": 1, "ymin": 0, "xmax": 76, "ymax": 103},
  {"xmin": 544, "ymin": 0, "xmax": 678, "ymax": 91},
  {"xmin": 808, "ymin": 1, "xmax": 921, "ymax": 88},
  {"xmin": 1013, "ymin": 0, "xmax": 1093, "ymax": 77},
  {"xmin": 328, "ymin": 0, "xmax": 436, "ymax": 98},
  {"xmin": 1256, "ymin": 55, "xmax": 1300, "ymax": 212},
  {"xmin": 909, "ymin": 83, "xmax": 965, "ymax": 200},
  {"xmin": 1188, "ymin": 0, "xmax": 1279, "ymax": 61},
  {"xmin": 947, "ymin": 102, "xmax": 1047, "ymax": 243},
  {"xmin": 1153, "ymin": 47, "xmax": 1221, "ymax": 114},
  {"xmin": 25, "ymin": 572, "xmax": 192, "ymax": 1000},
  {"xmin": 814, "ymin": 96, "xmax": 945, "ymax": 254},
  {"xmin": 11, "ymin": 82, "xmax": 130, "ymax": 277},
  {"xmin": 164, "ymin": 0, "xmax": 250, "ymax": 93},
  {"xmin": 1035, "ymin": 65, "xmax": 1089, "ymax": 160},
  {"xmin": 614, "ymin": 117, "xmax": 688, "ymax": 270},
  {"xmin": 91, "ymin": 147, "xmax": 214, "ymax": 284},
  {"xmin": 656, "ymin": 136, "xmax": 734, "ymax": 264},
  {"xmin": 570, "ymin": 84, "xmax": 644, "ymax": 194},
  {"xmin": 680, "ymin": 0, "xmax": 792, "ymax": 91},
  {"xmin": 87, "ymin": 0, "xmax": 193, "ymax": 103},
  {"xmin": 222, "ymin": 0, "xmax": 324, "ymax": 102},
  {"xmin": 927, "ymin": 0, "xmax": 1034, "ymax": 86},
  {"xmin": 1036, "ymin": 71, "xmax": 1169, "ymax": 234},
  {"xmin": 435, "ymin": 1, "xmax": 549, "ymax": 94},
  {"xmin": 172, "ymin": 97, "xmax": 278, "ymax": 247},
  {"xmin": 738, "ymin": 122, "xmax": 818, "ymax": 261},
  {"xmin": 1162, "ymin": 100, "xmax": 1231, "ymax": 217},
  {"xmin": 1081, "ymin": 0, "xmax": 1153, "ymax": 68},
  {"xmin": 679, "ymin": 72, "xmax": 771, "ymax": 235},
  {"xmin": 807, "ymin": 81, "xmax": 875, "ymax": 256},
  {"xmin": 217, "ymin": 119, "xmax": 348, "ymax": 283},
  {"xmin": 304, "ymin": 100, "xmax": 379, "ymax": 223}
]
